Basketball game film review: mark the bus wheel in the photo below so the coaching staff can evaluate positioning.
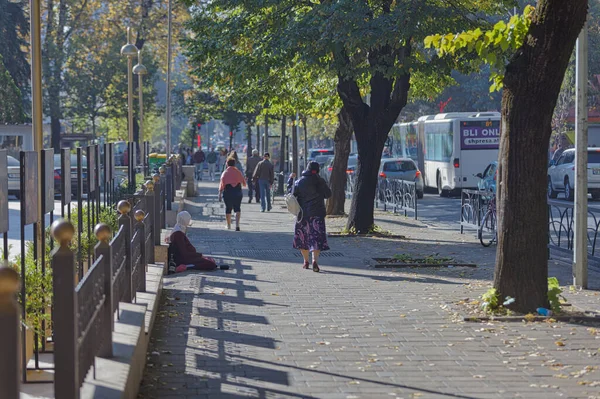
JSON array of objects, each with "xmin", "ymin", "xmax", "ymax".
[{"xmin": 437, "ymin": 174, "xmax": 448, "ymax": 197}]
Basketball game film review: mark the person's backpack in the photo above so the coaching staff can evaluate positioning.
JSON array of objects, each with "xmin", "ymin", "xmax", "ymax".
[{"xmin": 285, "ymin": 193, "xmax": 303, "ymax": 221}]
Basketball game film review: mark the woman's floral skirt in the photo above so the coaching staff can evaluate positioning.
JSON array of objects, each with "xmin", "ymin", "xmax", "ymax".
[{"xmin": 293, "ymin": 216, "xmax": 330, "ymax": 251}]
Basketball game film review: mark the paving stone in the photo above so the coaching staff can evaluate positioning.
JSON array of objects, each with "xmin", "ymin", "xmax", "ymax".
[{"xmin": 139, "ymin": 181, "xmax": 600, "ymax": 399}]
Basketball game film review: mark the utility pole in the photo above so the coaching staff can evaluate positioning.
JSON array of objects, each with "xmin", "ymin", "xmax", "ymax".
[
  {"xmin": 166, "ymin": 0, "xmax": 173, "ymax": 157},
  {"xmin": 278, "ymin": 116, "xmax": 287, "ymax": 194},
  {"xmin": 292, "ymin": 116, "xmax": 299, "ymax": 175},
  {"xmin": 574, "ymin": 21, "xmax": 589, "ymax": 288}
]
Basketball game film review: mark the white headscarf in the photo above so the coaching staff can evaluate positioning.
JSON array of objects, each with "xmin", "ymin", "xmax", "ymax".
[{"xmin": 171, "ymin": 211, "xmax": 192, "ymax": 237}]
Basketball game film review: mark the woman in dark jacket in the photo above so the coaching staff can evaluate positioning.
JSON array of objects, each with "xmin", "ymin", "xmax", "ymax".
[{"xmin": 290, "ymin": 161, "xmax": 332, "ymax": 272}]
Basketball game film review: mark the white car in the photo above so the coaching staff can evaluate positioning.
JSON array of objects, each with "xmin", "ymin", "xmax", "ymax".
[{"xmin": 547, "ymin": 148, "xmax": 600, "ymax": 200}]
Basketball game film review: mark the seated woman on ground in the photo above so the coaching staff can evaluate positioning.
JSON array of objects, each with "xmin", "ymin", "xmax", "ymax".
[{"xmin": 169, "ymin": 211, "xmax": 218, "ymax": 273}]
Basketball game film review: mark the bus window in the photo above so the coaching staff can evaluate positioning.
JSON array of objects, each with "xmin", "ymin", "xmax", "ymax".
[{"xmin": 424, "ymin": 122, "xmax": 453, "ymax": 162}]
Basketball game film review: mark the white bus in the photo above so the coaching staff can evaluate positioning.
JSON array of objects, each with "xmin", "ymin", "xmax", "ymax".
[{"xmin": 390, "ymin": 112, "xmax": 501, "ymax": 196}]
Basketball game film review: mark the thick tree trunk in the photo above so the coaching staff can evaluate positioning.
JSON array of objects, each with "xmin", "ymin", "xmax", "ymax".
[
  {"xmin": 246, "ymin": 122, "xmax": 252, "ymax": 158},
  {"xmin": 335, "ymin": 44, "xmax": 411, "ymax": 233},
  {"xmin": 326, "ymin": 107, "xmax": 353, "ymax": 216},
  {"xmin": 494, "ymin": 0, "xmax": 587, "ymax": 313},
  {"xmin": 264, "ymin": 114, "xmax": 269, "ymax": 153}
]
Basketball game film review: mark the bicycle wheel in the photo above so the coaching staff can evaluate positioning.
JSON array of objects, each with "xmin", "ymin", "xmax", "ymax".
[{"xmin": 479, "ymin": 210, "xmax": 497, "ymax": 247}]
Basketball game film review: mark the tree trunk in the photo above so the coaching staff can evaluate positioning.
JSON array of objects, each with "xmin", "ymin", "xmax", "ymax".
[
  {"xmin": 264, "ymin": 114, "xmax": 269, "ymax": 154},
  {"xmin": 335, "ymin": 45, "xmax": 411, "ymax": 233},
  {"xmin": 326, "ymin": 107, "xmax": 353, "ymax": 216},
  {"xmin": 494, "ymin": 0, "xmax": 587, "ymax": 313},
  {"xmin": 256, "ymin": 124, "xmax": 261, "ymax": 154},
  {"xmin": 246, "ymin": 122, "xmax": 252, "ymax": 158}
]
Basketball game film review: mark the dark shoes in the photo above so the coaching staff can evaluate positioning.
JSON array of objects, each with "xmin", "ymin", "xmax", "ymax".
[
  {"xmin": 235, "ymin": 227, "xmax": 240, "ymax": 231},
  {"xmin": 302, "ymin": 261, "xmax": 309, "ymax": 269},
  {"xmin": 248, "ymin": 199, "xmax": 252, "ymax": 203},
  {"xmin": 312, "ymin": 262, "xmax": 320, "ymax": 273}
]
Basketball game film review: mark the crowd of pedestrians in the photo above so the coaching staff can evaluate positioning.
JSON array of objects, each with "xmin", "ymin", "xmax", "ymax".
[{"xmin": 171, "ymin": 147, "xmax": 331, "ymax": 273}]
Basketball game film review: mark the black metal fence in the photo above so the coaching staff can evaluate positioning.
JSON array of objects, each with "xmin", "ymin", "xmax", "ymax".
[
  {"xmin": 374, "ymin": 177, "xmax": 418, "ymax": 219},
  {"xmin": 548, "ymin": 199, "xmax": 600, "ymax": 262},
  {"xmin": 51, "ymin": 185, "xmax": 166, "ymax": 399},
  {"xmin": 460, "ymin": 189, "xmax": 492, "ymax": 234},
  {"xmin": 0, "ymin": 139, "xmax": 173, "ymax": 394}
]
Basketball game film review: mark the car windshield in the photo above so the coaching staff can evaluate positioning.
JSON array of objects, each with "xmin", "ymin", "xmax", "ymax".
[
  {"xmin": 384, "ymin": 160, "xmax": 416, "ymax": 172},
  {"xmin": 348, "ymin": 156, "xmax": 358, "ymax": 167},
  {"xmin": 7, "ymin": 156, "xmax": 19, "ymax": 167}
]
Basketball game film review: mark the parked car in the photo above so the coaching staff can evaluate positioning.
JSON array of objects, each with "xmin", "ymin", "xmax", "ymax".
[
  {"xmin": 476, "ymin": 161, "xmax": 498, "ymax": 194},
  {"xmin": 7, "ymin": 155, "xmax": 20, "ymax": 199},
  {"xmin": 323, "ymin": 154, "xmax": 358, "ymax": 183},
  {"xmin": 315, "ymin": 154, "xmax": 334, "ymax": 182},
  {"xmin": 548, "ymin": 148, "xmax": 600, "ymax": 200},
  {"xmin": 54, "ymin": 154, "xmax": 88, "ymax": 198},
  {"xmin": 308, "ymin": 148, "xmax": 334, "ymax": 162},
  {"xmin": 378, "ymin": 158, "xmax": 424, "ymax": 199}
]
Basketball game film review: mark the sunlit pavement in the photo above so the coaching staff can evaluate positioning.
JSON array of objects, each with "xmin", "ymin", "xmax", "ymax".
[{"xmin": 139, "ymin": 181, "xmax": 600, "ymax": 399}]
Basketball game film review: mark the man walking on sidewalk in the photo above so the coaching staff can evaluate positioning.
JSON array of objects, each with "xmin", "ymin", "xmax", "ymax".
[
  {"xmin": 245, "ymin": 149, "xmax": 261, "ymax": 203},
  {"xmin": 193, "ymin": 148, "xmax": 206, "ymax": 180},
  {"xmin": 206, "ymin": 147, "xmax": 218, "ymax": 181},
  {"xmin": 253, "ymin": 152, "xmax": 274, "ymax": 212}
]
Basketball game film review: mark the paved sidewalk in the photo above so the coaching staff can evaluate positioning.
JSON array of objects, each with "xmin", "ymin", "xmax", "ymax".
[{"xmin": 139, "ymin": 181, "xmax": 600, "ymax": 399}]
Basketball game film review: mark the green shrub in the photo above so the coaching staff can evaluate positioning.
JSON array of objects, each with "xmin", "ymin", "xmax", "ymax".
[{"xmin": 548, "ymin": 277, "xmax": 565, "ymax": 313}]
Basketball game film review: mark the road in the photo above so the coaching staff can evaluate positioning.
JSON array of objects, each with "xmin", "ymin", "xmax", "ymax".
[{"xmin": 4, "ymin": 196, "xmax": 92, "ymax": 261}]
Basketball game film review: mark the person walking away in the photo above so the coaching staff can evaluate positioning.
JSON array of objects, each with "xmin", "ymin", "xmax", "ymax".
[
  {"xmin": 193, "ymin": 148, "xmax": 206, "ymax": 180},
  {"xmin": 219, "ymin": 158, "xmax": 246, "ymax": 230},
  {"xmin": 291, "ymin": 161, "xmax": 332, "ymax": 272},
  {"xmin": 207, "ymin": 148, "xmax": 218, "ymax": 181},
  {"xmin": 253, "ymin": 152, "xmax": 275, "ymax": 212},
  {"xmin": 219, "ymin": 150, "xmax": 228, "ymax": 172},
  {"xmin": 245, "ymin": 149, "xmax": 262, "ymax": 203},
  {"xmin": 228, "ymin": 150, "xmax": 245, "ymax": 173},
  {"xmin": 169, "ymin": 211, "xmax": 218, "ymax": 272}
]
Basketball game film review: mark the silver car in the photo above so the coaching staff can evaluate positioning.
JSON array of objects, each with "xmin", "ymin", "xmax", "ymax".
[
  {"xmin": 378, "ymin": 158, "xmax": 424, "ymax": 199},
  {"xmin": 548, "ymin": 148, "xmax": 600, "ymax": 200},
  {"xmin": 7, "ymin": 155, "xmax": 20, "ymax": 199}
]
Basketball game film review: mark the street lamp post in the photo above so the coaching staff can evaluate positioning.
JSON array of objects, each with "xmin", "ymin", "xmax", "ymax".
[
  {"xmin": 133, "ymin": 50, "xmax": 148, "ymax": 173},
  {"xmin": 121, "ymin": 28, "xmax": 138, "ymax": 143},
  {"xmin": 166, "ymin": 0, "xmax": 173, "ymax": 158},
  {"xmin": 121, "ymin": 27, "xmax": 138, "ymax": 188}
]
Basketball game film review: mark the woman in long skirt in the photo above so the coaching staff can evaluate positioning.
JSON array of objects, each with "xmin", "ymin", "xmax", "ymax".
[{"xmin": 289, "ymin": 161, "xmax": 332, "ymax": 272}]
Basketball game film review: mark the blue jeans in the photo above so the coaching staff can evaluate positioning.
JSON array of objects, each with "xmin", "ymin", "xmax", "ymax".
[{"xmin": 259, "ymin": 179, "xmax": 271, "ymax": 211}]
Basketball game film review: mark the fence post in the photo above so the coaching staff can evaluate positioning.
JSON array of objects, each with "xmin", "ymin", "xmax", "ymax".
[
  {"xmin": 94, "ymin": 223, "xmax": 113, "ymax": 358},
  {"xmin": 145, "ymin": 180, "xmax": 157, "ymax": 259},
  {"xmin": 165, "ymin": 161, "xmax": 173, "ymax": 211},
  {"xmin": 134, "ymin": 210, "xmax": 147, "ymax": 292},
  {"xmin": 159, "ymin": 167, "xmax": 167, "ymax": 228},
  {"xmin": 117, "ymin": 201, "xmax": 133, "ymax": 303},
  {"xmin": 0, "ymin": 267, "xmax": 20, "ymax": 399},
  {"xmin": 50, "ymin": 219, "xmax": 79, "ymax": 399},
  {"xmin": 152, "ymin": 174, "xmax": 162, "ymax": 244}
]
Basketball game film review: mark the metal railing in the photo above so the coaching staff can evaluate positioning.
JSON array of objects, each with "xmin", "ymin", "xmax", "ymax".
[
  {"xmin": 460, "ymin": 189, "xmax": 492, "ymax": 234},
  {"xmin": 374, "ymin": 177, "xmax": 418, "ymax": 219},
  {"xmin": 548, "ymin": 200, "xmax": 600, "ymax": 262},
  {"xmin": 0, "ymin": 140, "xmax": 176, "ymax": 394}
]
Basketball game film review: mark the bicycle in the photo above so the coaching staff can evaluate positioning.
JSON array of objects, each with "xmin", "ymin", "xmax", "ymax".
[{"xmin": 478, "ymin": 193, "xmax": 497, "ymax": 247}]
